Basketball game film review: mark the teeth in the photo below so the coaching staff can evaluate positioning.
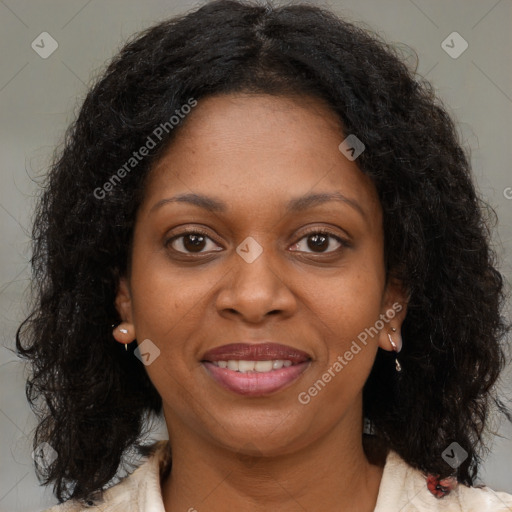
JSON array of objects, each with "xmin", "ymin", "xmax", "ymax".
[
  {"xmin": 238, "ymin": 360, "xmax": 255, "ymax": 372},
  {"xmin": 255, "ymin": 361, "xmax": 273, "ymax": 372},
  {"xmin": 227, "ymin": 360, "xmax": 239, "ymax": 371},
  {"xmin": 211, "ymin": 359, "xmax": 295, "ymax": 373}
]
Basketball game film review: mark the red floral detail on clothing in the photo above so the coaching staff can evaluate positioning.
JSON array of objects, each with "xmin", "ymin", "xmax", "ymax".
[{"xmin": 426, "ymin": 474, "xmax": 458, "ymax": 498}]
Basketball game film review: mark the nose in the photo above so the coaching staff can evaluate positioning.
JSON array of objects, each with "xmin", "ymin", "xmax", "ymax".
[{"xmin": 215, "ymin": 242, "xmax": 297, "ymax": 324}]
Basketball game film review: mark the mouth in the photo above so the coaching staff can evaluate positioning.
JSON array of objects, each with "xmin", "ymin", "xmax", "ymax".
[{"xmin": 200, "ymin": 343, "xmax": 312, "ymax": 396}]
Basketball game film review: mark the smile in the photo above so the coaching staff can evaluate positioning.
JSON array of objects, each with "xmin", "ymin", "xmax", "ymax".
[
  {"xmin": 200, "ymin": 342, "xmax": 312, "ymax": 396},
  {"xmin": 202, "ymin": 361, "xmax": 310, "ymax": 396},
  {"xmin": 210, "ymin": 359, "xmax": 294, "ymax": 372}
]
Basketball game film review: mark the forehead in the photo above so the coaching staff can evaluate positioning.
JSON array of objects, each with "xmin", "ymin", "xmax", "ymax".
[
  {"xmin": 152, "ymin": 93, "xmax": 344, "ymax": 176},
  {"xmin": 141, "ymin": 93, "xmax": 381, "ymax": 224}
]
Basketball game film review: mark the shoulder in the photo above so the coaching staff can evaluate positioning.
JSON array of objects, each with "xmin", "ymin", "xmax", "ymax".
[
  {"xmin": 375, "ymin": 449, "xmax": 512, "ymax": 511},
  {"xmin": 40, "ymin": 440, "xmax": 171, "ymax": 512}
]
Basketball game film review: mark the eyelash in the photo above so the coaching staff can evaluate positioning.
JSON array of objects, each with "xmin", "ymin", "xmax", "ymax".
[{"xmin": 164, "ymin": 227, "xmax": 350, "ymax": 256}]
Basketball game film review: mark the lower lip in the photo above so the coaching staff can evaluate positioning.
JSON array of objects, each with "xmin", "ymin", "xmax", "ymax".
[{"xmin": 202, "ymin": 361, "xmax": 311, "ymax": 396}]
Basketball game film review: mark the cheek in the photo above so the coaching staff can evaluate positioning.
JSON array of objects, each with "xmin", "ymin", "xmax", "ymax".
[
  {"xmin": 127, "ymin": 261, "xmax": 210, "ymax": 411},
  {"xmin": 309, "ymin": 262, "xmax": 385, "ymax": 338},
  {"xmin": 303, "ymin": 254, "xmax": 385, "ymax": 388},
  {"xmin": 127, "ymin": 252, "xmax": 217, "ymax": 390},
  {"xmin": 130, "ymin": 248, "xmax": 213, "ymax": 335}
]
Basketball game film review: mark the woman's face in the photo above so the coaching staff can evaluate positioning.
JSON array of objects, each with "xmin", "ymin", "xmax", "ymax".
[{"xmin": 116, "ymin": 93, "xmax": 407, "ymax": 456}]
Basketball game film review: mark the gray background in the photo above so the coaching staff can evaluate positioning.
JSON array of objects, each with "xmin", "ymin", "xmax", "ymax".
[{"xmin": 1, "ymin": 0, "xmax": 511, "ymax": 510}]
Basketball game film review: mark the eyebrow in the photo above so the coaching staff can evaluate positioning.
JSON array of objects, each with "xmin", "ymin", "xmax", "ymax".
[{"xmin": 150, "ymin": 191, "xmax": 365, "ymax": 218}]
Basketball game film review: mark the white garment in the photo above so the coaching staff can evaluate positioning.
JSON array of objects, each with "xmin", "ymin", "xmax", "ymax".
[{"xmin": 42, "ymin": 440, "xmax": 512, "ymax": 511}]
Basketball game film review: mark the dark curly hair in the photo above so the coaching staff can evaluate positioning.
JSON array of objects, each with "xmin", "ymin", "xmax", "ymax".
[{"xmin": 16, "ymin": 0, "xmax": 511, "ymax": 504}]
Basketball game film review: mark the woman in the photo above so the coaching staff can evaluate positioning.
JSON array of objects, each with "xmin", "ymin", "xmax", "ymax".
[{"xmin": 16, "ymin": 0, "xmax": 512, "ymax": 510}]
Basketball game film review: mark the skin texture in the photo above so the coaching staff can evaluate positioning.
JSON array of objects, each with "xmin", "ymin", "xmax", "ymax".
[{"xmin": 114, "ymin": 93, "xmax": 408, "ymax": 512}]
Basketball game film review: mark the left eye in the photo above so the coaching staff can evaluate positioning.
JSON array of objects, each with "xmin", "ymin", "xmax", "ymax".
[{"xmin": 290, "ymin": 231, "xmax": 346, "ymax": 254}]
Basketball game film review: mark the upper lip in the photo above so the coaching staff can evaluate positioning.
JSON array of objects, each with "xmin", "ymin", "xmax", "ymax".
[{"xmin": 201, "ymin": 343, "xmax": 312, "ymax": 364}]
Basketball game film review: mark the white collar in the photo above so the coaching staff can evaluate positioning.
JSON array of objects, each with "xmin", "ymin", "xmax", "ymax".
[{"xmin": 46, "ymin": 440, "xmax": 512, "ymax": 511}]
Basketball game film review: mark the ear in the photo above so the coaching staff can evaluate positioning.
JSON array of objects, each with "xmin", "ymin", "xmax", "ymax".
[
  {"xmin": 377, "ymin": 277, "xmax": 409, "ymax": 352},
  {"xmin": 112, "ymin": 277, "xmax": 136, "ymax": 346},
  {"xmin": 115, "ymin": 276, "xmax": 134, "ymax": 325}
]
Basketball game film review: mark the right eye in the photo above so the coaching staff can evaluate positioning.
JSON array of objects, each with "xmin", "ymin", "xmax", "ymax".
[{"xmin": 165, "ymin": 230, "xmax": 223, "ymax": 255}]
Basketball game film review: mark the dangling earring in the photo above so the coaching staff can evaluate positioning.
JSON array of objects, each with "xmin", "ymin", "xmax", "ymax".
[
  {"xmin": 119, "ymin": 326, "xmax": 129, "ymax": 351},
  {"xmin": 388, "ymin": 327, "xmax": 402, "ymax": 372}
]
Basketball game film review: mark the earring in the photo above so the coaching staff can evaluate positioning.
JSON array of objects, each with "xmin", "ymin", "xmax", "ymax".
[
  {"xmin": 121, "ymin": 328, "xmax": 129, "ymax": 351},
  {"xmin": 113, "ymin": 322, "xmax": 135, "ymax": 351},
  {"xmin": 388, "ymin": 328, "xmax": 402, "ymax": 372}
]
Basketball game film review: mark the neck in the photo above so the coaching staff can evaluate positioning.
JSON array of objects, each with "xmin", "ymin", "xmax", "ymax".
[{"xmin": 161, "ymin": 403, "xmax": 386, "ymax": 512}]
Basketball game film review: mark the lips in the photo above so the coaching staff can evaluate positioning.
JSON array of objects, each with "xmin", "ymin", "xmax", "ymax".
[
  {"xmin": 200, "ymin": 342, "xmax": 312, "ymax": 396},
  {"xmin": 201, "ymin": 342, "xmax": 311, "ymax": 364}
]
